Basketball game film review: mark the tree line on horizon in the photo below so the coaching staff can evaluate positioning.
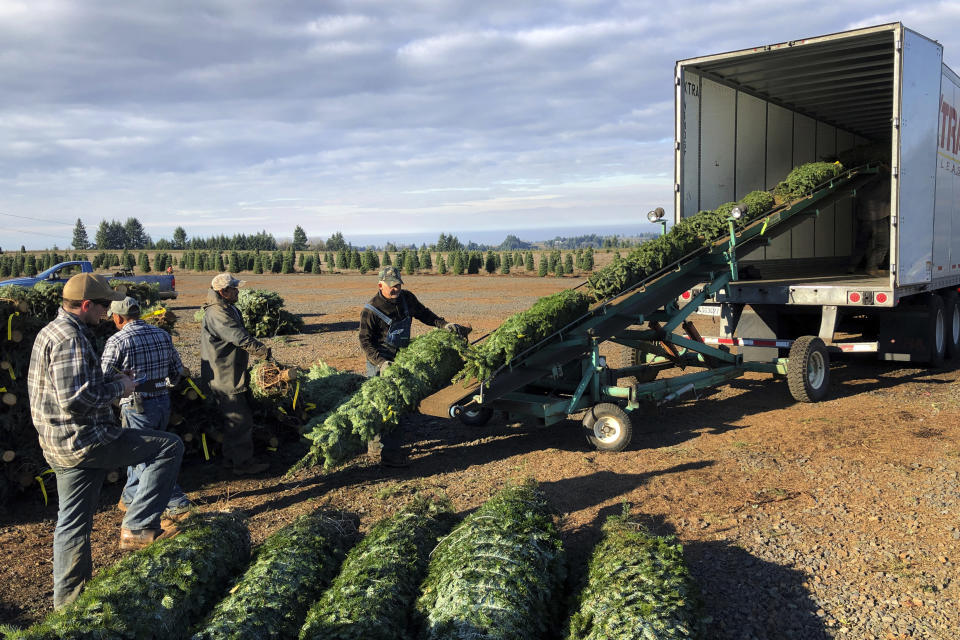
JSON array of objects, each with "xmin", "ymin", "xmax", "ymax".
[
  {"xmin": 0, "ymin": 245, "xmax": 606, "ymax": 280},
  {"xmin": 55, "ymin": 218, "xmax": 645, "ymax": 254}
]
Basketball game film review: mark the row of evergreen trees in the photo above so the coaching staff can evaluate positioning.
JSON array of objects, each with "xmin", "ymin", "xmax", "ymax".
[
  {"xmin": 0, "ymin": 252, "xmax": 90, "ymax": 278},
  {"xmin": 0, "ymin": 246, "xmax": 596, "ymax": 279}
]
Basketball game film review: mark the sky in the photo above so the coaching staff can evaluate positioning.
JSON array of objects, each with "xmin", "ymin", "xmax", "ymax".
[{"xmin": 2, "ymin": 1, "xmax": 959, "ymax": 250}]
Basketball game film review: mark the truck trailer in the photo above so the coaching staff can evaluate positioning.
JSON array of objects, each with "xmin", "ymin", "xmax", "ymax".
[
  {"xmin": 676, "ymin": 22, "xmax": 960, "ymax": 365},
  {"xmin": 420, "ymin": 22, "xmax": 959, "ymax": 451}
]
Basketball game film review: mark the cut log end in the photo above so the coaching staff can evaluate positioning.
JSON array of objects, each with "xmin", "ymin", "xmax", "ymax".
[
  {"xmin": 106, "ymin": 470, "xmax": 121, "ymax": 484},
  {"xmin": 2, "ymin": 392, "xmax": 16, "ymax": 406},
  {"xmin": 2, "ymin": 450, "xmax": 15, "ymax": 463}
]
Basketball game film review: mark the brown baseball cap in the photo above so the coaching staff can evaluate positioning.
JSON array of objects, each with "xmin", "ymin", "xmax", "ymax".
[{"xmin": 62, "ymin": 273, "xmax": 125, "ymax": 302}]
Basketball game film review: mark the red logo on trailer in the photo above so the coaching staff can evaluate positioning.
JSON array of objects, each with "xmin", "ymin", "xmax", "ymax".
[{"xmin": 941, "ymin": 94, "xmax": 960, "ymax": 155}]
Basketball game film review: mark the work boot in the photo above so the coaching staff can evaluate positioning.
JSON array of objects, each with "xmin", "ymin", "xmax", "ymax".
[
  {"xmin": 231, "ymin": 459, "xmax": 269, "ymax": 476},
  {"xmin": 379, "ymin": 449, "xmax": 411, "ymax": 468},
  {"xmin": 119, "ymin": 524, "xmax": 181, "ymax": 551},
  {"xmin": 160, "ymin": 507, "xmax": 193, "ymax": 530}
]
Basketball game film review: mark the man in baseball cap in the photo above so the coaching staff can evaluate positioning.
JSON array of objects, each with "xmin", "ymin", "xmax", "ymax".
[
  {"xmin": 200, "ymin": 273, "xmax": 270, "ymax": 475},
  {"xmin": 358, "ymin": 264, "xmax": 470, "ymax": 467},
  {"xmin": 101, "ymin": 296, "xmax": 192, "ymax": 522},
  {"xmin": 28, "ymin": 274, "xmax": 184, "ymax": 607}
]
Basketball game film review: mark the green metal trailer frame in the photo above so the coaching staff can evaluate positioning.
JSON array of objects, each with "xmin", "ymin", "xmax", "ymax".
[{"xmin": 432, "ymin": 165, "xmax": 880, "ymax": 450}]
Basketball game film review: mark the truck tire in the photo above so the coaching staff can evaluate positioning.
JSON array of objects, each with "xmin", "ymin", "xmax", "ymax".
[
  {"xmin": 582, "ymin": 403, "xmax": 633, "ymax": 451},
  {"xmin": 942, "ymin": 291, "xmax": 960, "ymax": 361},
  {"xmin": 458, "ymin": 405, "xmax": 493, "ymax": 427},
  {"xmin": 927, "ymin": 295, "xmax": 947, "ymax": 367},
  {"xmin": 787, "ymin": 336, "xmax": 829, "ymax": 402}
]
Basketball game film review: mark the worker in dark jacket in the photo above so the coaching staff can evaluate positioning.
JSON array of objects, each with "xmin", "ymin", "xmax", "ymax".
[
  {"xmin": 359, "ymin": 265, "xmax": 468, "ymax": 466},
  {"xmin": 200, "ymin": 273, "xmax": 270, "ymax": 475}
]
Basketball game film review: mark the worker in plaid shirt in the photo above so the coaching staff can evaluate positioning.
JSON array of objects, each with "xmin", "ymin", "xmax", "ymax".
[
  {"xmin": 101, "ymin": 296, "xmax": 192, "ymax": 520},
  {"xmin": 27, "ymin": 274, "xmax": 184, "ymax": 608}
]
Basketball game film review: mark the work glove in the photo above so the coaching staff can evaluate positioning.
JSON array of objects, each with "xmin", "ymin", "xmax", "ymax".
[
  {"xmin": 444, "ymin": 322, "xmax": 470, "ymax": 338},
  {"xmin": 378, "ymin": 361, "xmax": 392, "ymax": 375},
  {"xmin": 180, "ymin": 365, "xmax": 192, "ymax": 379}
]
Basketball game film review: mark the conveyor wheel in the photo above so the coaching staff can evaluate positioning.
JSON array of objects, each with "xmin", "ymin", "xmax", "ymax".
[
  {"xmin": 458, "ymin": 405, "xmax": 493, "ymax": 427},
  {"xmin": 582, "ymin": 403, "xmax": 633, "ymax": 451}
]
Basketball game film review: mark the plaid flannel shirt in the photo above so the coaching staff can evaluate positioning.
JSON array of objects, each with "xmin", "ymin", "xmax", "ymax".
[
  {"xmin": 101, "ymin": 320, "xmax": 183, "ymax": 404},
  {"xmin": 27, "ymin": 308, "xmax": 125, "ymax": 468}
]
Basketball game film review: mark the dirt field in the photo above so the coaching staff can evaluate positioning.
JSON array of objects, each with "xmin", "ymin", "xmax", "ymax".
[{"xmin": 2, "ymin": 271, "xmax": 959, "ymax": 639}]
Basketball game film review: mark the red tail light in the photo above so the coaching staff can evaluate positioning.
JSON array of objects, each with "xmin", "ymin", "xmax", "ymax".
[
  {"xmin": 681, "ymin": 290, "xmax": 692, "ymax": 300},
  {"xmin": 876, "ymin": 292, "xmax": 888, "ymax": 304},
  {"xmin": 848, "ymin": 292, "xmax": 861, "ymax": 303}
]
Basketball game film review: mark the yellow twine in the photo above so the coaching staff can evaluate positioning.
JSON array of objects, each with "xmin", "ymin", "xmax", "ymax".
[
  {"xmin": 305, "ymin": 402, "xmax": 316, "ymax": 411},
  {"xmin": 35, "ymin": 469, "xmax": 55, "ymax": 506},
  {"xmin": 186, "ymin": 377, "xmax": 206, "ymax": 400},
  {"xmin": 142, "ymin": 308, "xmax": 165, "ymax": 318},
  {"xmin": 760, "ymin": 218, "xmax": 769, "ymax": 236},
  {"xmin": 36, "ymin": 477, "xmax": 48, "ymax": 505},
  {"xmin": 0, "ymin": 386, "xmax": 5, "ymax": 393},
  {"xmin": 7, "ymin": 311, "xmax": 18, "ymax": 340},
  {"xmin": 201, "ymin": 433, "xmax": 210, "ymax": 461},
  {"xmin": 6, "ymin": 367, "xmax": 14, "ymax": 381},
  {"xmin": 277, "ymin": 407, "xmax": 287, "ymax": 415},
  {"xmin": 292, "ymin": 380, "xmax": 300, "ymax": 410},
  {"xmin": 267, "ymin": 446, "xmax": 277, "ymax": 452}
]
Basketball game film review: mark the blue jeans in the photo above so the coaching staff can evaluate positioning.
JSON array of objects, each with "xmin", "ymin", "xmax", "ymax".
[
  {"xmin": 120, "ymin": 395, "xmax": 190, "ymax": 511},
  {"xmin": 51, "ymin": 428, "xmax": 183, "ymax": 608},
  {"xmin": 365, "ymin": 361, "xmax": 403, "ymax": 451}
]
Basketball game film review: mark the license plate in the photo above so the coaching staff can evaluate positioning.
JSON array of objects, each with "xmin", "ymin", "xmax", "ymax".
[{"xmin": 695, "ymin": 304, "xmax": 722, "ymax": 317}]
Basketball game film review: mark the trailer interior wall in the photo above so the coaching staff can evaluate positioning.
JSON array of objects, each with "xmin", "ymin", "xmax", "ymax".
[{"xmin": 676, "ymin": 25, "xmax": 898, "ymax": 267}]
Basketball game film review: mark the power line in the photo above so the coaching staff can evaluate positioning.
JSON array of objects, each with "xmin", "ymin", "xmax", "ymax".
[
  {"xmin": 0, "ymin": 211, "xmax": 75, "ymax": 227},
  {"xmin": 6, "ymin": 226, "xmax": 69, "ymax": 240}
]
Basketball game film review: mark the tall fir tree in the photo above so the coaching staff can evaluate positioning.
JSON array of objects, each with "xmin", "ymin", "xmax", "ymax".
[
  {"xmin": 292, "ymin": 225, "xmax": 308, "ymax": 251},
  {"xmin": 71, "ymin": 219, "xmax": 90, "ymax": 250}
]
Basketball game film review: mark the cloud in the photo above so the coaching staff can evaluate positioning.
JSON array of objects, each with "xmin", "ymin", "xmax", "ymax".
[{"xmin": 0, "ymin": 1, "xmax": 956, "ymax": 248}]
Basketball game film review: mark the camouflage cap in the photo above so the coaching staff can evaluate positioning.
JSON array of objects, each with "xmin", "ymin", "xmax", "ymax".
[
  {"xmin": 377, "ymin": 265, "xmax": 403, "ymax": 286},
  {"xmin": 108, "ymin": 296, "xmax": 141, "ymax": 317},
  {"xmin": 211, "ymin": 273, "xmax": 245, "ymax": 290},
  {"xmin": 62, "ymin": 273, "xmax": 125, "ymax": 302}
]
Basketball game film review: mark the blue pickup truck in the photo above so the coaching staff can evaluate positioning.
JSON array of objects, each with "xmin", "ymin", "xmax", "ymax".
[{"xmin": 0, "ymin": 260, "xmax": 178, "ymax": 299}]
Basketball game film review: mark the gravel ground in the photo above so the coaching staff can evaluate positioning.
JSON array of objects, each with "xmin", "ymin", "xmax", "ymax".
[{"xmin": 2, "ymin": 271, "xmax": 959, "ymax": 639}]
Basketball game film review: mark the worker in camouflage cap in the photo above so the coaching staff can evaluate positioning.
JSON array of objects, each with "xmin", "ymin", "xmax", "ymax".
[{"xmin": 358, "ymin": 264, "xmax": 469, "ymax": 467}]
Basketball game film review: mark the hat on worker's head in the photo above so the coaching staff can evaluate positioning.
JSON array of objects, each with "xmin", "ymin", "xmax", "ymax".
[
  {"xmin": 211, "ymin": 273, "xmax": 245, "ymax": 291},
  {"xmin": 377, "ymin": 266, "xmax": 403, "ymax": 287},
  {"xmin": 108, "ymin": 296, "xmax": 141, "ymax": 318},
  {"xmin": 62, "ymin": 273, "xmax": 125, "ymax": 302}
]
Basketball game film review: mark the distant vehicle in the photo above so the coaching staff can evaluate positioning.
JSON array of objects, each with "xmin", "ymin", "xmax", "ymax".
[{"xmin": 0, "ymin": 260, "xmax": 178, "ymax": 299}]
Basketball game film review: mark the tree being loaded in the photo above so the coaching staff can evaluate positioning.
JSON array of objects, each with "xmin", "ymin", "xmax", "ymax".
[
  {"xmin": 416, "ymin": 483, "xmax": 566, "ymax": 640},
  {"xmin": 192, "ymin": 511, "xmax": 355, "ymax": 640},
  {"xmin": 456, "ymin": 289, "xmax": 592, "ymax": 383},
  {"xmin": 8, "ymin": 513, "xmax": 250, "ymax": 640},
  {"xmin": 299, "ymin": 496, "xmax": 455, "ymax": 640},
  {"xmin": 290, "ymin": 330, "xmax": 468, "ymax": 472},
  {"xmin": 565, "ymin": 507, "xmax": 704, "ymax": 640},
  {"xmin": 587, "ymin": 162, "xmax": 843, "ymax": 301}
]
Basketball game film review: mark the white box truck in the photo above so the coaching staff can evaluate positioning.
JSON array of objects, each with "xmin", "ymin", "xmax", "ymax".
[{"xmin": 675, "ymin": 22, "xmax": 960, "ymax": 364}]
